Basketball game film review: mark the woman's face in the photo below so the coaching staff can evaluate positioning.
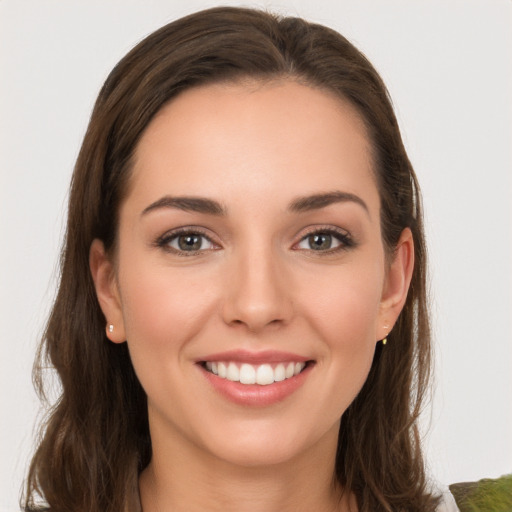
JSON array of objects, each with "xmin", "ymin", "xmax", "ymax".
[{"xmin": 92, "ymin": 80, "xmax": 412, "ymax": 468}]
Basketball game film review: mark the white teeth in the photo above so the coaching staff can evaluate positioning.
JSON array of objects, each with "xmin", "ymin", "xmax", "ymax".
[
  {"xmin": 205, "ymin": 361, "xmax": 307, "ymax": 385},
  {"xmin": 256, "ymin": 364, "xmax": 274, "ymax": 385},
  {"xmin": 226, "ymin": 362, "xmax": 239, "ymax": 382},
  {"xmin": 218, "ymin": 362, "xmax": 227, "ymax": 378},
  {"xmin": 239, "ymin": 363, "xmax": 256, "ymax": 384},
  {"xmin": 274, "ymin": 363, "xmax": 285, "ymax": 382}
]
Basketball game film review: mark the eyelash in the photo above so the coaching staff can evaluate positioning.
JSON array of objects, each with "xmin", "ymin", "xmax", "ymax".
[
  {"xmin": 155, "ymin": 227, "xmax": 219, "ymax": 256},
  {"xmin": 293, "ymin": 226, "xmax": 355, "ymax": 254},
  {"xmin": 155, "ymin": 226, "xmax": 355, "ymax": 256}
]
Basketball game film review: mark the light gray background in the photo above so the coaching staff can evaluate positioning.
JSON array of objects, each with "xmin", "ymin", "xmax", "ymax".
[{"xmin": 1, "ymin": 1, "xmax": 511, "ymax": 510}]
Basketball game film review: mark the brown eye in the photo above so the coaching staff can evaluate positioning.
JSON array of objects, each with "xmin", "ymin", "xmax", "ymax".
[
  {"xmin": 307, "ymin": 233, "xmax": 334, "ymax": 251},
  {"xmin": 295, "ymin": 229, "xmax": 353, "ymax": 253},
  {"xmin": 298, "ymin": 232, "xmax": 342, "ymax": 251},
  {"xmin": 177, "ymin": 234, "xmax": 203, "ymax": 251},
  {"xmin": 164, "ymin": 232, "xmax": 216, "ymax": 253}
]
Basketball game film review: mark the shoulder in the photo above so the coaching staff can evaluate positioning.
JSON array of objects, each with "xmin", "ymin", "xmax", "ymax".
[
  {"xmin": 428, "ymin": 480, "xmax": 460, "ymax": 512},
  {"xmin": 436, "ymin": 488, "xmax": 461, "ymax": 512}
]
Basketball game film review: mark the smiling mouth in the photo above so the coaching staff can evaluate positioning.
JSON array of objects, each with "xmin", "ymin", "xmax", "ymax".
[{"xmin": 201, "ymin": 361, "xmax": 310, "ymax": 385}]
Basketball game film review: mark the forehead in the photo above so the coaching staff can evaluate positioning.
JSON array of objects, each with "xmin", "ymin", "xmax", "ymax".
[{"xmin": 128, "ymin": 79, "xmax": 378, "ymax": 213}]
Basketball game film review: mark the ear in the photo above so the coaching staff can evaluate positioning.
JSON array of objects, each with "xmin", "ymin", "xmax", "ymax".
[
  {"xmin": 89, "ymin": 239, "xmax": 126, "ymax": 343},
  {"xmin": 377, "ymin": 228, "xmax": 414, "ymax": 341}
]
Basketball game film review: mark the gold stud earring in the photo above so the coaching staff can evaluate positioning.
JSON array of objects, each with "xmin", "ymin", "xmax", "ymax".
[{"xmin": 381, "ymin": 324, "xmax": 390, "ymax": 345}]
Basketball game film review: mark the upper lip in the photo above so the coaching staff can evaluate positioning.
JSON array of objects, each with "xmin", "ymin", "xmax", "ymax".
[{"xmin": 196, "ymin": 349, "xmax": 311, "ymax": 365}]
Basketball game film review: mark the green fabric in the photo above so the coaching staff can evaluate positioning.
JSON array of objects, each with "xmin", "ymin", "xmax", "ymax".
[{"xmin": 449, "ymin": 474, "xmax": 512, "ymax": 512}]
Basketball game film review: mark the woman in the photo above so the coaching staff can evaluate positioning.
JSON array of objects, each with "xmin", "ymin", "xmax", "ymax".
[{"xmin": 24, "ymin": 7, "xmax": 459, "ymax": 512}]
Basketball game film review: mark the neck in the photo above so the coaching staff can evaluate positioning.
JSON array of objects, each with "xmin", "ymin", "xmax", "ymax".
[{"xmin": 139, "ymin": 421, "xmax": 354, "ymax": 512}]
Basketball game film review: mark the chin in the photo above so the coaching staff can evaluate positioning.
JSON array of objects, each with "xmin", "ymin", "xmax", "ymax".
[
  {"xmin": 199, "ymin": 417, "xmax": 339, "ymax": 469},
  {"xmin": 210, "ymin": 440, "xmax": 305, "ymax": 468}
]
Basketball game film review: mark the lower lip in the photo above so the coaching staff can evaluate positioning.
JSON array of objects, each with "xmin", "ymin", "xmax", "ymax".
[{"xmin": 199, "ymin": 363, "xmax": 313, "ymax": 406}]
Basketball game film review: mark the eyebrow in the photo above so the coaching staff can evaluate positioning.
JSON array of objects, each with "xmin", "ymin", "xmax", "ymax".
[
  {"xmin": 141, "ymin": 190, "xmax": 369, "ymax": 218},
  {"xmin": 141, "ymin": 196, "xmax": 226, "ymax": 216},
  {"xmin": 288, "ymin": 191, "xmax": 369, "ymax": 215}
]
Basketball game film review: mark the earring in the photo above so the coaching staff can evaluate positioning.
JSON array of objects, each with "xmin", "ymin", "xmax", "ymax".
[
  {"xmin": 108, "ymin": 324, "xmax": 114, "ymax": 333},
  {"xmin": 381, "ymin": 324, "xmax": 390, "ymax": 345}
]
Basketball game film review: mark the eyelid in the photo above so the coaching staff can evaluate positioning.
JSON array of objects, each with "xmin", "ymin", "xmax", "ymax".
[
  {"xmin": 154, "ymin": 224, "xmax": 354, "ymax": 255},
  {"xmin": 292, "ymin": 225, "xmax": 354, "ymax": 252},
  {"xmin": 155, "ymin": 226, "xmax": 221, "ymax": 255}
]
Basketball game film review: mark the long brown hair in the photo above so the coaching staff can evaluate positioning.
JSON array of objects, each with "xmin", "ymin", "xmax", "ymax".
[{"xmin": 24, "ymin": 7, "xmax": 438, "ymax": 512}]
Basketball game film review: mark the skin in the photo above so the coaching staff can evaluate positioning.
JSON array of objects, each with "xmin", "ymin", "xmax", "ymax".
[{"xmin": 90, "ymin": 80, "xmax": 414, "ymax": 512}]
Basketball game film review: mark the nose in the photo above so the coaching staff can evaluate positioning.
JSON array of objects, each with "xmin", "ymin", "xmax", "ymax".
[{"xmin": 221, "ymin": 244, "xmax": 294, "ymax": 332}]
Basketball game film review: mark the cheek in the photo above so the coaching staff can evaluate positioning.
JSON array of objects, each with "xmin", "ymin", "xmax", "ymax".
[
  {"xmin": 117, "ymin": 256, "xmax": 218, "ymax": 360},
  {"xmin": 116, "ymin": 258, "xmax": 223, "ymax": 418},
  {"xmin": 297, "ymin": 259, "xmax": 384, "ymax": 403},
  {"xmin": 301, "ymin": 260, "xmax": 384, "ymax": 348},
  {"xmin": 319, "ymin": 285, "xmax": 379, "ymax": 379}
]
